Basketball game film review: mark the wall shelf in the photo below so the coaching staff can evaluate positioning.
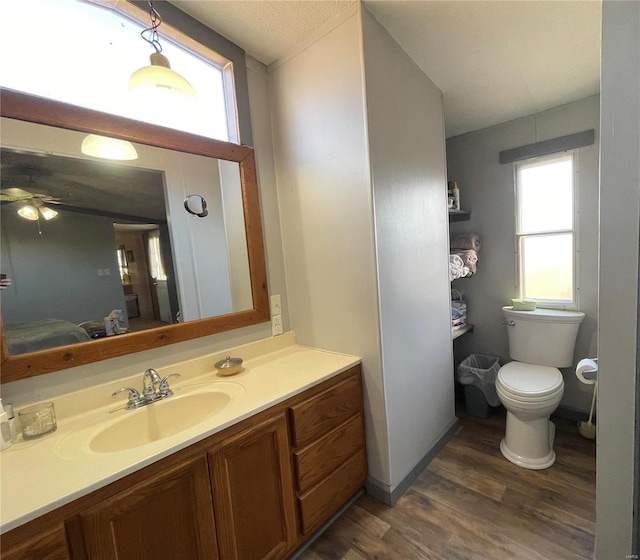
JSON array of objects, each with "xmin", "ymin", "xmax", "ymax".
[
  {"xmin": 448, "ymin": 209, "xmax": 471, "ymax": 222},
  {"xmin": 452, "ymin": 324, "xmax": 474, "ymax": 340}
]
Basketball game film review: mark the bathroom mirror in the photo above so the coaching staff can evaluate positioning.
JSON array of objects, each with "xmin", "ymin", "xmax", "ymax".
[{"xmin": 0, "ymin": 89, "xmax": 269, "ymax": 384}]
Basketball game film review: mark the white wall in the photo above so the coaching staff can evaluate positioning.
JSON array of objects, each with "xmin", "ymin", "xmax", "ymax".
[
  {"xmin": 269, "ymin": 5, "xmax": 454, "ymax": 494},
  {"xmin": 269, "ymin": 6, "xmax": 390, "ymax": 487},
  {"xmin": 361, "ymin": 7, "xmax": 455, "ymax": 489},
  {"xmin": 446, "ymin": 96, "xmax": 600, "ymax": 413},
  {"xmin": 597, "ymin": 1, "xmax": 640, "ymax": 556}
]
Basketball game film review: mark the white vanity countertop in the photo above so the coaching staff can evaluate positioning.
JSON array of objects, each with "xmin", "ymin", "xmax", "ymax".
[{"xmin": 0, "ymin": 334, "xmax": 361, "ymax": 533}]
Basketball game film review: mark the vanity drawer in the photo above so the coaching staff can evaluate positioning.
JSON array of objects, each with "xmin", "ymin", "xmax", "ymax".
[
  {"xmin": 289, "ymin": 368, "xmax": 362, "ymax": 448},
  {"xmin": 297, "ymin": 447, "xmax": 367, "ymax": 535},
  {"xmin": 294, "ymin": 413, "xmax": 365, "ymax": 493}
]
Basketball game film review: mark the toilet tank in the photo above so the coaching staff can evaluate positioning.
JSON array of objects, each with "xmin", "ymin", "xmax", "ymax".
[{"xmin": 502, "ymin": 306, "xmax": 585, "ymax": 367}]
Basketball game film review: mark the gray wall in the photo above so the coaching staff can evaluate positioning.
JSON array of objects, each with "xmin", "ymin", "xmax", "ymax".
[
  {"xmin": 597, "ymin": 1, "xmax": 640, "ymax": 556},
  {"xmin": 1, "ymin": 209, "xmax": 125, "ymax": 325},
  {"xmin": 446, "ymin": 96, "xmax": 600, "ymax": 413}
]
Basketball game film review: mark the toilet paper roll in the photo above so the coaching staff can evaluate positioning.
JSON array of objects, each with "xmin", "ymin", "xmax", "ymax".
[{"xmin": 576, "ymin": 358, "xmax": 598, "ymax": 384}]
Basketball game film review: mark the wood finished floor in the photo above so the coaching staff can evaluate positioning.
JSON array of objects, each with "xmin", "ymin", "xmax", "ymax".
[{"xmin": 298, "ymin": 409, "xmax": 596, "ymax": 560}]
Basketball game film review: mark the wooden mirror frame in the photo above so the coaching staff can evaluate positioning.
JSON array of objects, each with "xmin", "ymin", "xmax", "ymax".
[{"xmin": 0, "ymin": 88, "xmax": 269, "ymax": 384}]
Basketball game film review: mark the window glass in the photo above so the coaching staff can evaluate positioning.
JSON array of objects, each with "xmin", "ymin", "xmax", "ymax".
[
  {"xmin": 518, "ymin": 157, "xmax": 573, "ymax": 233},
  {"xmin": 0, "ymin": 0, "xmax": 231, "ymax": 141},
  {"xmin": 515, "ymin": 152, "xmax": 577, "ymax": 307},
  {"xmin": 521, "ymin": 234, "xmax": 573, "ymax": 301}
]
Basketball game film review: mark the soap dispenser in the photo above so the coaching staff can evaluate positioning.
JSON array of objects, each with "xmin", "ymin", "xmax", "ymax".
[{"xmin": 0, "ymin": 399, "xmax": 13, "ymax": 450}]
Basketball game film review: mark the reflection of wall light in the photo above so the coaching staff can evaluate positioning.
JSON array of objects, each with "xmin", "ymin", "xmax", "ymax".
[{"xmin": 81, "ymin": 134, "xmax": 138, "ymax": 161}]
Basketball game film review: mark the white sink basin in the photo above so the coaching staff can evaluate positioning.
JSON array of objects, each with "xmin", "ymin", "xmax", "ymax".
[{"xmin": 89, "ymin": 392, "xmax": 231, "ymax": 453}]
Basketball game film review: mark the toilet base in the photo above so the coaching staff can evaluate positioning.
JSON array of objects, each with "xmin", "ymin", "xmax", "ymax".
[
  {"xmin": 500, "ymin": 438, "xmax": 556, "ymax": 470},
  {"xmin": 500, "ymin": 412, "xmax": 558, "ymax": 470}
]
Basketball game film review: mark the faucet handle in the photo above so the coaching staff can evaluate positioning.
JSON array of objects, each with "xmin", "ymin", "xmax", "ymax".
[
  {"xmin": 112, "ymin": 387, "xmax": 145, "ymax": 409},
  {"xmin": 158, "ymin": 373, "xmax": 181, "ymax": 397}
]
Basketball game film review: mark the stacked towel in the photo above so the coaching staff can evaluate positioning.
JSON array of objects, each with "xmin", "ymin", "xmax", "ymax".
[
  {"xmin": 451, "ymin": 233, "xmax": 481, "ymax": 253},
  {"xmin": 449, "ymin": 233, "xmax": 481, "ymax": 278},
  {"xmin": 449, "ymin": 254, "xmax": 465, "ymax": 281},
  {"xmin": 451, "ymin": 249, "xmax": 478, "ymax": 275}
]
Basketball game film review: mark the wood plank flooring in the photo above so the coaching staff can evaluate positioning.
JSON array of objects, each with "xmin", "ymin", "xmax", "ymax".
[{"xmin": 298, "ymin": 409, "xmax": 595, "ymax": 560}]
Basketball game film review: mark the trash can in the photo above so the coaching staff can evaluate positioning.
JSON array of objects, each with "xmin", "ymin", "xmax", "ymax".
[{"xmin": 457, "ymin": 354, "xmax": 501, "ymax": 418}]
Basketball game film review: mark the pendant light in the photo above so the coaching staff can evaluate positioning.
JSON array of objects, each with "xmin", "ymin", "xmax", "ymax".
[{"xmin": 129, "ymin": 1, "xmax": 195, "ymax": 102}]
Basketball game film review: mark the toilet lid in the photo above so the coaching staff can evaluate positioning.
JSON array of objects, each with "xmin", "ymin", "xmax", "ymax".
[{"xmin": 497, "ymin": 362, "xmax": 563, "ymax": 397}]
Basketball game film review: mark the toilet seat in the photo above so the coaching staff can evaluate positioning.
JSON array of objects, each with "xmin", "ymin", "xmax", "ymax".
[{"xmin": 497, "ymin": 361, "xmax": 563, "ymax": 399}]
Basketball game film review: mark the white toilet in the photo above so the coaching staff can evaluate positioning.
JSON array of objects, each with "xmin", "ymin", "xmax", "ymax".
[{"xmin": 496, "ymin": 306, "xmax": 585, "ymax": 469}]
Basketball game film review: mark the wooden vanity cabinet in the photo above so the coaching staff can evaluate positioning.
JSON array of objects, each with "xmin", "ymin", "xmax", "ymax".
[
  {"xmin": 1, "ymin": 524, "xmax": 71, "ymax": 560},
  {"xmin": 75, "ymin": 456, "xmax": 218, "ymax": 560},
  {"xmin": 290, "ymin": 370, "xmax": 368, "ymax": 535},
  {"xmin": 208, "ymin": 413, "xmax": 297, "ymax": 560},
  {"xmin": 0, "ymin": 366, "xmax": 365, "ymax": 560}
]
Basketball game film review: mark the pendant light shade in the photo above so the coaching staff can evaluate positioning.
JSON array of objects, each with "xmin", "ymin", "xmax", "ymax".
[
  {"xmin": 81, "ymin": 134, "xmax": 138, "ymax": 161},
  {"xmin": 129, "ymin": 52, "xmax": 195, "ymax": 100},
  {"xmin": 129, "ymin": 2, "xmax": 196, "ymax": 106}
]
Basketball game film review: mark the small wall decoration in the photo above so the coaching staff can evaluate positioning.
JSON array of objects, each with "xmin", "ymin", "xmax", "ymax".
[{"xmin": 126, "ymin": 250, "xmax": 135, "ymax": 263}]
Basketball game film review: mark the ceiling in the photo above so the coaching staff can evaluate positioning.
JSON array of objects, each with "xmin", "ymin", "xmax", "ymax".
[
  {"xmin": 170, "ymin": 0, "xmax": 601, "ymax": 138},
  {"xmin": 0, "ymin": 149, "xmax": 167, "ymax": 222}
]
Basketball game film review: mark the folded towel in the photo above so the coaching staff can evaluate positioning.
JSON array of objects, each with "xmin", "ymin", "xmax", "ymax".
[
  {"xmin": 451, "ymin": 233, "xmax": 481, "ymax": 253},
  {"xmin": 449, "ymin": 254, "xmax": 465, "ymax": 282},
  {"xmin": 451, "ymin": 249, "xmax": 478, "ymax": 274}
]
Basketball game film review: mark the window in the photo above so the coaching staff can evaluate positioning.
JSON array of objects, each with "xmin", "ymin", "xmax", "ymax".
[
  {"xmin": 0, "ymin": 0, "xmax": 237, "ymax": 141},
  {"xmin": 148, "ymin": 232, "xmax": 167, "ymax": 282},
  {"xmin": 515, "ymin": 152, "xmax": 578, "ymax": 308}
]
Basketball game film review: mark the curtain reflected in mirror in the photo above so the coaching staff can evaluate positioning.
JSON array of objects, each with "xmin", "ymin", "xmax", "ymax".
[{"xmin": 0, "ymin": 124, "xmax": 252, "ymax": 355}]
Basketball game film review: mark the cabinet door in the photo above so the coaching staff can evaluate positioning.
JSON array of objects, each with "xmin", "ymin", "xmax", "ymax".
[
  {"xmin": 1, "ymin": 524, "xmax": 70, "ymax": 560},
  {"xmin": 208, "ymin": 413, "xmax": 297, "ymax": 560},
  {"xmin": 78, "ymin": 455, "xmax": 218, "ymax": 560}
]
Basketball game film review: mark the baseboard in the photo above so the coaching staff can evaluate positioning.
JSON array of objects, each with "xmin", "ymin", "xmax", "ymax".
[{"xmin": 365, "ymin": 417, "xmax": 459, "ymax": 505}]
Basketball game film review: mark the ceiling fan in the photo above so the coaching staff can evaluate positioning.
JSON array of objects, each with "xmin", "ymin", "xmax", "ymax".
[{"xmin": 0, "ymin": 187, "xmax": 61, "ymax": 221}]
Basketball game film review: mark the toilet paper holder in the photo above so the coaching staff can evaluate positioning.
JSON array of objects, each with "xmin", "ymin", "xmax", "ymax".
[{"xmin": 576, "ymin": 357, "xmax": 598, "ymax": 383}]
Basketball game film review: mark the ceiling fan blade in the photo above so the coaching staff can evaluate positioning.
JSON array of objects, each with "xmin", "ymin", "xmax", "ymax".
[{"xmin": 0, "ymin": 187, "xmax": 33, "ymax": 200}]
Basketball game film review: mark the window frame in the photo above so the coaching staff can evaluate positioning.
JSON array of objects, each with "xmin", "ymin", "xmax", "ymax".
[
  {"xmin": 0, "ymin": 0, "xmax": 241, "ymax": 144},
  {"xmin": 104, "ymin": 0, "xmax": 241, "ymax": 144},
  {"xmin": 514, "ymin": 150, "xmax": 580, "ymax": 309}
]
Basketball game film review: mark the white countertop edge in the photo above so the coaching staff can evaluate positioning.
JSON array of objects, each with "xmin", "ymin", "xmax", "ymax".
[{"xmin": 1, "ymin": 346, "xmax": 361, "ymax": 533}]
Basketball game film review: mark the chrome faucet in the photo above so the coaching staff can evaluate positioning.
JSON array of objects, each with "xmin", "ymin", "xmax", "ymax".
[
  {"xmin": 142, "ymin": 368, "xmax": 161, "ymax": 399},
  {"xmin": 112, "ymin": 369, "xmax": 181, "ymax": 410}
]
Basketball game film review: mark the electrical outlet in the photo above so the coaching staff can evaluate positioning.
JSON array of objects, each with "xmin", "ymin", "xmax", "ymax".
[
  {"xmin": 270, "ymin": 294, "xmax": 282, "ymax": 316},
  {"xmin": 97, "ymin": 269, "xmax": 104, "ymax": 277},
  {"xmin": 271, "ymin": 314, "xmax": 283, "ymax": 336}
]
